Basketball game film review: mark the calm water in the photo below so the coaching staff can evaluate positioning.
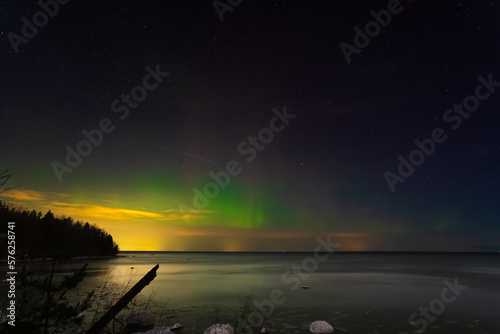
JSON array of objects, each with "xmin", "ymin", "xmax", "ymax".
[{"xmin": 9, "ymin": 252, "xmax": 500, "ymax": 333}]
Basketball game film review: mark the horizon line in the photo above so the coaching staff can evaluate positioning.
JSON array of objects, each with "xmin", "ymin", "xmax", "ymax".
[{"xmin": 119, "ymin": 250, "xmax": 500, "ymax": 254}]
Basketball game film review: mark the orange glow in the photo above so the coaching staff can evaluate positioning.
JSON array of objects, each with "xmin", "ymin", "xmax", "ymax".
[
  {"xmin": 7, "ymin": 187, "xmax": 373, "ymax": 252},
  {"xmin": 9, "ymin": 189, "xmax": 45, "ymax": 201}
]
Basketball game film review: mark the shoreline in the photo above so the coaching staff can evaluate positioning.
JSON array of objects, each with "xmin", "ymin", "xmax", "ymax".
[{"xmin": 119, "ymin": 250, "xmax": 500, "ymax": 255}]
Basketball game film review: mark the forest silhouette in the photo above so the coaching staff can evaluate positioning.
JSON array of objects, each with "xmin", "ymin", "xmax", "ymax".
[{"xmin": 0, "ymin": 201, "xmax": 118, "ymax": 259}]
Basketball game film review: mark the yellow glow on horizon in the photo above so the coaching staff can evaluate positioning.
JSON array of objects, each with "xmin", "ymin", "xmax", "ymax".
[
  {"xmin": 7, "ymin": 187, "xmax": 373, "ymax": 252},
  {"xmin": 102, "ymin": 224, "xmax": 169, "ymax": 251}
]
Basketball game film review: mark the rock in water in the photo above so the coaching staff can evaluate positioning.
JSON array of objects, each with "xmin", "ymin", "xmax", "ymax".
[
  {"xmin": 170, "ymin": 323, "xmax": 183, "ymax": 329},
  {"xmin": 204, "ymin": 324, "xmax": 234, "ymax": 334},
  {"xmin": 309, "ymin": 320, "xmax": 334, "ymax": 333},
  {"xmin": 143, "ymin": 327, "xmax": 174, "ymax": 334},
  {"xmin": 127, "ymin": 312, "xmax": 155, "ymax": 326},
  {"xmin": 127, "ymin": 312, "xmax": 155, "ymax": 332},
  {"xmin": 70, "ymin": 312, "xmax": 85, "ymax": 321},
  {"xmin": 141, "ymin": 322, "xmax": 182, "ymax": 333}
]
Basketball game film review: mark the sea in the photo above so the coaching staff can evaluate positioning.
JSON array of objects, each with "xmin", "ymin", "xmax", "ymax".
[{"xmin": 6, "ymin": 252, "xmax": 500, "ymax": 333}]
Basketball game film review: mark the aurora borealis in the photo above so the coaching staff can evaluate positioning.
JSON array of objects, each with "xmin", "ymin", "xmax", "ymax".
[{"xmin": 1, "ymin": 1, "xmax": 499, "ymax": 251}]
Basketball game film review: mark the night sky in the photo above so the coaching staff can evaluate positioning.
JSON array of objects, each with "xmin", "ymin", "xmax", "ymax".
[{"xmin": 1, "ymin": 1, "xmax": 499, "ymax": 251}]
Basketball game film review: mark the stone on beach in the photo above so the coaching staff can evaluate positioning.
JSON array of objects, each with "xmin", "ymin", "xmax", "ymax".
[
  {"xmin": 204, "ymin": 323, "xmax": 234, "ymax": 334},
  {"xmin": 310, "ymin": 320, "xmax": 334, "ymax": 333}
]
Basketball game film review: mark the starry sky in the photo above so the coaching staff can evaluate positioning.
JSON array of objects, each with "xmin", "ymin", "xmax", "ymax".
[{"xmin": 1, "ymin": 1, "xmax": 499, "ymax": 251}]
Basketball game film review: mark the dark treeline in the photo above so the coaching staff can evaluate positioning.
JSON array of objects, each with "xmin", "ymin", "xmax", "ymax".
[{"xmin": 0, "ymin": 201, "xmax": 118, "ymax": 259}]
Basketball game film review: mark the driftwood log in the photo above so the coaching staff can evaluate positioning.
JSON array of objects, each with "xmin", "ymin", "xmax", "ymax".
[{"xmin": 86, "ymin": 264, "xmax": 160, "ymax": 334}]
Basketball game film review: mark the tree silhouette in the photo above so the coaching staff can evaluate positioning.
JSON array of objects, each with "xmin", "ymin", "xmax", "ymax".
[{"xmin": 0, "ymin": 201, "xmax": 119, "ymax": 259}]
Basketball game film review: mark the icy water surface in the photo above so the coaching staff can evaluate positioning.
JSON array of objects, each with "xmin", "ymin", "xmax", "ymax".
[{"xmin": 10, "ymin": 252, "xmax": 500, "ymax": 333}]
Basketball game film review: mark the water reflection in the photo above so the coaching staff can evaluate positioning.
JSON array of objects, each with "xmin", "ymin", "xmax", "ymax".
[{"xmin": 64, "ymin": 252, "xmax": 500, "ymax": 316}]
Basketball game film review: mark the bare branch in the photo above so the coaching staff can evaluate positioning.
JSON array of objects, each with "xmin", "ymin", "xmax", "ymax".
[{"xmin": 0, "ymin": 169, "xmax": 17, "ymax": 201}]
